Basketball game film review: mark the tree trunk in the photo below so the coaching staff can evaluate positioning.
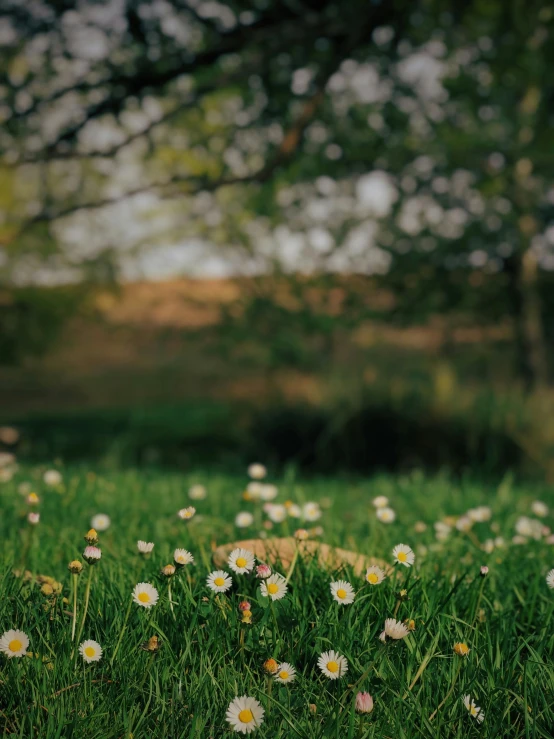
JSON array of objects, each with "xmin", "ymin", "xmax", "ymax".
[{"xmin": 505, "ymin": 248, "xmax": 548, "ymax": 391}]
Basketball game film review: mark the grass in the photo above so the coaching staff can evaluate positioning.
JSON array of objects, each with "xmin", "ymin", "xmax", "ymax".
[{"xmin": 1, "ymin": 464, "xmax": 554, "ymax": 737}]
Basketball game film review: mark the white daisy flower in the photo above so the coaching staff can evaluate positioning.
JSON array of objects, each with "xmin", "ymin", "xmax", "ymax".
[
  {"xmin": 463, "ymin": 695, "xmax": 484, "ymax": 723},
  {"xmin": 228, "ymin": 548, "xmax": 255, "ymax": 574},
  {"xmin": 380, "ymin": 618, "xmax": 409, "ymax": 642},
  {"xmin": 0, "ymin": 452, "xmax": 15, "ymax": 468},
  {"xmin": 468, "ymin": 506, "xmax": 492, "ymax": 523},
  {"xmin": 132, "ymin": 582, "xmax": 159, "ymax": 608},
  {"xmin": 287, "ymin": 503, "xmax": 302, "ymax": 518},
  {"xmin": 246, "ymin": 482, "xmax": 263, "ymax": 500},
  {"xmin": 330, "ymin": 580, "xmax": 356, "ymax": 605},
  {"xmin": 174, "ymin": 548, "xmax": 194, "ymax": 566},
  {"xmin": 207, "ymin": 570, "xmax": 233, "ymax": 593},
  {"xmin": 43, "ymin": 469, "xmax": 62, "ymax": 486},
  {"xmin": 260, "ymin": 484, "xmax": 278, "ymax": 501},
  {"xmin": 532, "ymin": 500, "xmax": 548, "ymax": 518},
  {"xmin": 365, "ymin": 565, "xmax": 386, "ymax": 585},
  {"xmin": 188, "ymin": 484, "xmax": 207, "ymax": 500},
  {"xmin": 0, "ymin": 629, "xmax": 29, "ymax": 658},
  {"xmin": 27, "ymin": 512, "xmax": 40, "ymax": 525},
  {"xmin": 303, "ymin": 502, "xmax": 322, "ymax": 522},
  {"xmin": 247, "ymin": 463, "xmax": 267, "ymax": 480},
  {"xmin": 137, "ymin": 540, "xmax": 154, "ymax": 554},
  {"xmin": 515, "ymin": 516, "xmax": 543, "ymax": 540},
  {"xmin": 546, "ymin": 569, "xmax": 554, "ymax": 589},
  {"xmin": 83, "ymin": 546, "xmax": 101, "ymax": 563},
  {"xmin": 235, "ymin": 511, "xmax": 254, "ymax": 528},
  {"xmin": 260, "ymin": 573, "xmax": 288, "ymax": 601},
  {"xmin": 177, "ymin": 506, "xmax": 196, "ymax": 520},
  {"xmin": 376, "ymin": 507, "xmax": 395, "ymax": 523},
  {"xmin": 372, "ymin": 495, "xmax": 389, "ymax": 508},
  {"xmin": 226, "ymin": 695, "xmax": 264, "ymax": 734},
  {"xmin": 434, "ymin": 521, "xmax": 451, "ymax": 541},
  {"xmin": 79, "ymin": 639, "xmax": 103, "ymax": 663},
  {"xmin": 274, "ymin": 662, "xmax": 296, "ymax": 684},
  {"xmin": 317, "ymin": 650, "xmax": 348, "ymax": 679},
  {"xmin": 392, "ymin": 543, "xmax": 415, "ymax": 567},
  {"xmin": 456, "ymin": 515, "xmax": 473, "ymax": 532},
  {"xmin": 90, "ymin": 514, "xmax": 111, "ymax": 532},
  {"xmin": 266, "ymin": 504, "xmax": 287, "ymax": 523}
]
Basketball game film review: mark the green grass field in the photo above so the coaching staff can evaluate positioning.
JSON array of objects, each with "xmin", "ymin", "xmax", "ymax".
[{"xmin": 1, "ymin": 465, "xmax": 554, "ymax": 738}]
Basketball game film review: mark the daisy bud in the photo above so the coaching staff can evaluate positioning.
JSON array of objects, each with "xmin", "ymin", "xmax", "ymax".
[
  {"xmin": 161, "ymin": 564, "xmax": 176, "ymax": 578},
  {"xmin": 83, "ymin": 546, "xmax": 101, "ymax": 564},
  {"xmin": 27, "ymin": 512, "xmax": 40, "ymax": 525},
  {"xmin": 84, "ymin": 529, "xmax": 99, "ymax": 545},
  {"xmin": 238, "ymin": 600, "xmax": 251, "ymax": 612},
  {"xmin": 398, "ymin": 588, "xmax": 409, "ymax": 601},
  {"xmin": 140, "ymin": 635, "xmax": 160, "ymax": 652},
  {"xmin": 453, "ymin": 642, "xmax": 470, "ymax": 657},
  {"xmin": 263, "ymin": 658, "xmax": 278, "ymax": 674},
  {"xmin": 294, "ymin": 528, "xmax": 309, "ymax": 541},
  {"xmin": 404, "ymin": 618, "xmax": 416, "ymax": 631},
  {"xmin": 68, "ymin": 560, "xmax": 83, "ymax": 574},
  {"xmin": 26, "ymin": 492, "xmax": 40, "ymax": 505},
  {"xmin": 241, "ymin": 610, "xmax": 253, "ymax": 624},
  {"xmin": 41, "ymin": 583, "xmax": 54, "ymax": 596},
  {"xmin": 308, "ymin": 704, "xmax": 317, "ymax": 715},
  {"xmin": 355, "ymin": 692, "xmax": 374, "ymax": 714},
  {"xmin": 256, "ymin": 564, "xmax": 272, "ymax": 579},
  {"xmin": 480, "ymin": 565, "xmax": 489, "ymax": 577}
]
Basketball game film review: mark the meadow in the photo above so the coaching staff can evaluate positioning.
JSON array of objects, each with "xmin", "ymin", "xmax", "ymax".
[{"xmin": 1, "ymin": 463, "xmax": 554, "ymax": 738}]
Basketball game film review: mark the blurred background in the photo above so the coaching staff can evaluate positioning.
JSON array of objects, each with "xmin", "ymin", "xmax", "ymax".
[{"xmin": 1, "ymin": 0, "xmax": 553, "ymax": 478}]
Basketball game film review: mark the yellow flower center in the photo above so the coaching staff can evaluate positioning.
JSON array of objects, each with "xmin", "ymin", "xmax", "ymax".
[
  {"xmin": 236, "ymin": 557, "xmax": 247, "ymax": 568},
  {"xmin": 238, "ymin": 709, "xmax": 254, "ymax": 723},
  {"xmin": 9, "ymin": 639, "xmax": 22, "ymax": 652},
  {"xmin": 267, "ymin": 583, "xmax": 278, "ymax": 594},
  {"xmin": 470, "ymin": 706, "xmax": 478, "ymax": 716},
  {"xmin": 214, "ymin": 577, "xmax": 225, "ymax": 587},
  {"xmin": 279, "ymin": 670, "xmax": 289, "ymax": 680},
  {"xmin": 177, "ymin": 556, "xmax": 184, "ymax": 563},
  {"xmin": 336, "ymin": 588, "xmax": 347, "ymax": 599},
  {"xmin": 327, "ymin": 660, "xmax": 339, "ymax": 673},
  {"xmin": 397, "ymin": 551, "xmax": 407, "ymax": 562},
  {"xmin": 84, "ymin": 646, "xmax": 95, "ymax": 657},
  {"xmin": 138, "ymin": 592, "xmax": 150, "ymax": 603},
  {"xmin": 367, "ymin": 573, "xmax": 379, "ymax": 584}
]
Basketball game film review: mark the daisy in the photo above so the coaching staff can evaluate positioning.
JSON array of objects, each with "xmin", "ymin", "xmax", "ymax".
[
  {"xmin": 207, "ymin": 570, "xmax": 233, "ymax": 593},
  {"xmin": 188, "ymin": 484, "xmax": 207, "ymax": 500},
  {"xmin": 546, "ymin": 569, "xmax": 554, "ymax": 589},
  {"xmin": 532, "ymin": 500, "xmax": 548, "ymax": 518},
  {"xmin": 380, "ymin": 618, "xmax": 409, "ymax": 642},
  {"xmin": 355, "ymin": 692, "xmax": 374, "ymax": 713},
  {"xmin": 27, "ymin": 512, "xmax": 40, "ymax": 525},
  {"xmin": 26, "ymin": 492, "xmax": 40, "ymax": 505},
  {"xmin": 274, "ymin": 662, "xmax": 296, "ymax": 684},
  {"xmin": 376, "ymin": 506, "xmax": 395, "ymax": 523},
  {"xmin": 468, "ymin": 506, "xmax": 492, "ymax": 523},
  {"xmin": 177, "ymin": 506, "xmax": 196, "ymax": 520},
  {"xmin": 132, "ymin": 582, "xmax": 159, "ymax": 608},
  {"xmin": 330, "ymin": 580, "xmax": 356, "ymax": 605},
  {"xmin": 0, "ymin": 629, "xmax": 29, "ymax": 658},
  {"xmin": 226, "ymin": 695, "xmax": 264, "ymax": 734},
  {"xmin": 247, "ymin": 463, "xmax": 267, "ymax": 480},
  {"xmin": 137, "ymin": 540, "xmax": 154, "ymax": 554},
  {"xmin": 393, "ymin": 543, "xmax": 415, "ymax": 567},
  {"xmin": 260, "ymin": 573, "xmax": 288, "ymax": 601},
  {"xmin": 246, "ymin": 482, "xmax": 263, "ymax": 500},
  {"xmin": 260, "ymin": 484, "xmax": 278, "ymax": 501},
  {"xmin": 463, "ymin": 695, "xmax": 484, "ymax": 723},
  {"xmin": 174, "ymin": 548, "xmax": 194, "ymax": 566},
  {"xmin": 515, "ymin": 516, "xmax": 543, "ymax": 540},
  {"xmin": 303, "ymin": 502, "xmax": 321, "ymax": 522},
  {"xmin": 266, "ymin": 504, "xmax": 287, "ymax": 523},
  {"xmin": 43, "ymin": 469, "xmax": 62, "ymax": 486},
  {"xmin": 317, "ymin": 650, "xmax": 348, "ymax": 679},
  {"xmin": 235, "ymin": 511, "xmax": 254, "ymax": 528},
  {"xmin": 372, "ymin": 495, "xmax": 389, "ymax": 508},
  {"xmin": 453, "ymin": 642, "xmax": 470, "ymax": 657},
  {"xmin": 90, "ymin": 514, "xmax": 111, "ymax": 531},
  {"xmin": 365, "ymin": 565, "xmax": 386, "ymax": 586},
  {"xmin": 79, "ymin": 639, "xmax": 103, "ymax": 663},
  {"xmin": 83, "ymin": 546, "xmax": 101, "ymax": 563},
  {"xmin": 287, "ymin": 503, "xmax": 302, "ymax": 518},
  {"xmin": 256, "ymin": 564, "xmax": 271, "ymax": 579},
  {"xmin": 228, "ymin": 548, "xmax": 255, "ymax": 574},
  {"xmin": 434, "ymin": 521, "xmax": 451, "ymax": 541}
]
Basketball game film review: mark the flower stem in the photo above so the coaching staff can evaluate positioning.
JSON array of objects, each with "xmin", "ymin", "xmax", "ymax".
[
  {"xmin": 71, "ymin": 573, "xmax": 79, "ymax": 642},
  {"xmin": 73, "ymin": 565, "xmax": 93, "ymax": 657},
  {"xmin": 110, "ymin": 597, "xmax": 133, "ymax": 666}
]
